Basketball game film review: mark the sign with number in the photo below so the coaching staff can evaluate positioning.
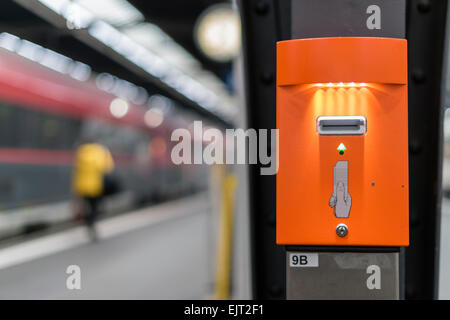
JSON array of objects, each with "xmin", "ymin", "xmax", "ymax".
[
  {"xmin": 286, "ymin": 252, "xmax": 398, "ymax": 299},
  {"xmin": 289, "ymin": 253, "xmax": 319, "ymax": 267}
]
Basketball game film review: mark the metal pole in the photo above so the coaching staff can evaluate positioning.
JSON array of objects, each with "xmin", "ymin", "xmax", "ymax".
[{"xmin": 238, "ymin": 0, "xmax": 448, "ymax": 299}]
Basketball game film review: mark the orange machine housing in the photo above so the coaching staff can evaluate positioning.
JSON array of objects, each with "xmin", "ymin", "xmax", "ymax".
[{"xmin": 276, "ymin": 37, "xmax": 409, "ymax": 246}]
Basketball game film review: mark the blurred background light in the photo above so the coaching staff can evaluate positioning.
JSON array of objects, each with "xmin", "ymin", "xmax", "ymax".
[
  {"xmin": 109, "ymin": 97, "xmax": 129, "ymax": 118},
  {"xmin": 150, "ymin": 137, "xmax": 167, "ymax": 158},
  {"xmin": 96, "ymin": 72, "xmax": 148, "ymax": 106},
  {"xmin": 144, "ymin": 108, "xmax": 164, "ymax": 128},
  {"xmin": 148, "ymin": 94, "xmax": 173, "ymax": 114},
  {"xmin": 194, "ymin": 4, "xmax": 242, "ymax": 63}
]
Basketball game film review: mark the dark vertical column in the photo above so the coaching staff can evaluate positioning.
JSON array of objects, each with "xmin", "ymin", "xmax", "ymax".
[
  {"xmin": 237, "ymin": 0, "xmax": 290, "ymax": 299},
  {"xmin": 405, "ymin": 0, "xmax": 448, "ymax": 300}
]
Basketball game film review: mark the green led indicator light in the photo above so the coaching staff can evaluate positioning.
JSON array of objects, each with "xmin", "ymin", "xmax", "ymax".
[{"xmin": 337, "ymin": 143, "xmax": 346, "ymax": 155}]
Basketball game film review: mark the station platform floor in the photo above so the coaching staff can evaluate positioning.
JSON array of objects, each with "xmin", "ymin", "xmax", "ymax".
[
  {"xmin": 0, "ymin": 191, "xmax": 450, "ymax": 299},
  {"xmin": 0, "ymin": 193, "xmax": 213, "ymax": 299}
]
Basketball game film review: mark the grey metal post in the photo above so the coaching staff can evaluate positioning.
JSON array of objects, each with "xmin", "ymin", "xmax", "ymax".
[
  {"xmin": 284, "ymin": 0, "xmax": 405, "ymax": 300},
  {"xmin": 238, "ymin": 0, "xmax": 447, "ymax": 299}
]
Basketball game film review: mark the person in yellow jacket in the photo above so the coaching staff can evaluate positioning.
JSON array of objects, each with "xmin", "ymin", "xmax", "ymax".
[{"xmin": 72, "ymin": 142, "xmax": 114, "ymax": 240}]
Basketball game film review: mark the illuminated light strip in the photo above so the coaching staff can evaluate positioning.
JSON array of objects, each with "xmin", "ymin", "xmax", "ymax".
[
  {"xmin": 34, "ymin": 0, "xmax": 234, "ymax": 121},
  {"xmin": 0, "ymin": 32, "xmax": 92, "ymax": 81},
  {"xmin": 96, "ymin": 72, "xmax": 148, "ymax": 106},
  {"xmin": 88, "ymin": 21, "xmax": 221, "ymax": 114},
  {"xmin": 0, "ymin": 31, "xmax": 177, "ymax": 125},
  {"xmin": 38, "ymin": 0, "xmax": 94, "ymax": 29},
  {"xmin": 0, "ymin": 31, "xmax": 171, "ymax": 117},
  {"xmin": 316, "ymin": 82, "xmax": 367, "ymax": 88},
  {"xmin": 74, "ymin": 0, "xmax": 144, "ymax": 27}
]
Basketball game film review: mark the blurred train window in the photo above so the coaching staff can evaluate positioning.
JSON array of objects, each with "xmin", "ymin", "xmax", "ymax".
[
  {"xmin": 40, "ymin": 115, "xmax": 62, "ymax": 149},
  {"xmin": 65, "ymin": 118, "xmax": 82, "ymax": 149},
  {"xmin": 17, "ymin": 107, "xmax": 40, "ymax": 148},
  {"xmin": 0, "ymin": 99, "xmax": 149, "ymax": 154},
  {"xmin": 0, "ymin": 101, "xmax": 82, "ymax": 150},
  {"xmin": 80, "ymin": 119, "xmax": 149, "ymax": 156},
  {"xmin": 0, "ymin": 103, "xmax": 17, "ymax": 147},
  {"xmin": 39, "ymin": 114, "xmax": 81, "ymax": 149},
  {"xmin": 0, "ymin": 180, "xmax": 14, "ymax": 204}
]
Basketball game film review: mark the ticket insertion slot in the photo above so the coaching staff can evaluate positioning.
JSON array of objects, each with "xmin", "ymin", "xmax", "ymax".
[{"xmin": 317, "ymin": 116, "xmax": 367, "ymax": 136}]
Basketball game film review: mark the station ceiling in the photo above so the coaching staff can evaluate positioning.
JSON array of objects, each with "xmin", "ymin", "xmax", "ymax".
[
  {"xmin": 128, "ymin": 0, "xmax": 231, "ymax": 79},
  {"xmin": 0, "ymin": 0, "xmax": 234, "ymax": 125}
]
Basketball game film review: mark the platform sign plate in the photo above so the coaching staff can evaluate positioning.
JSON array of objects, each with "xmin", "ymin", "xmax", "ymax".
[{"xmin": 286, "ymin": 251, "xmax": 399, "ymax": 299}]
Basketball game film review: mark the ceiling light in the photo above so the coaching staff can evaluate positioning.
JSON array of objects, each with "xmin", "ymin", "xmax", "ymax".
[
  {"xmin": 75, "ymin": 0, "xmax": 143, "ymax": 27},
  {"xmin": 144, "ymin": 108, "xmax": 164, "ymax": 128},
  {"xmin": 194, "ymin": 4, "xmax": 241, "ymax": 63},
  {"xmin": 0, "ymin": 32, "xmax": 91, "ymax": 81},
  {"xmin": 109, "ymin": 98, "xmax": 129, "ymax": 118}
]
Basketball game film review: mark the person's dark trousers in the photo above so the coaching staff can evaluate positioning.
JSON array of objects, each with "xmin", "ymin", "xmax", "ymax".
[{"xmin": 84, "ymin": 196, "xmax": 101, "ymax": 240}]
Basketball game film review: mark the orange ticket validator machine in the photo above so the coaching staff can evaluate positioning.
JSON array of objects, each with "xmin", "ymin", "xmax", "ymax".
[
  {"xmin": 277, "ymin": 37, "xmax": 409, "ymax": 246},
  {"xmin": 276, "ymin": 37, "xmax": 408, "ymax": 299}
]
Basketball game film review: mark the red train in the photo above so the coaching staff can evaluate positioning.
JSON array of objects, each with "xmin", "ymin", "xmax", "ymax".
[{"xmin": 0, "ymin": 42, "xmax": 210, "ymax": 238}]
